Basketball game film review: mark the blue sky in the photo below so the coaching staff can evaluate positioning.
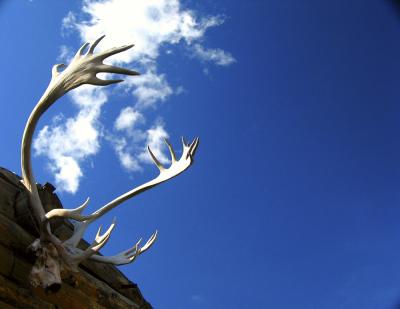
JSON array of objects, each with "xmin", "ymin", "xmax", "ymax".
[{"xmin": 1, "ymin": 0, "xmax": 400, "ymax": 308}]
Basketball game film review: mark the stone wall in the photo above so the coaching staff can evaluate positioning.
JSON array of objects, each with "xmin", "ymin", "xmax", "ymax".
[{"xmin": 0, "ymin": 167, "xmax": 153, "ymax": 309}]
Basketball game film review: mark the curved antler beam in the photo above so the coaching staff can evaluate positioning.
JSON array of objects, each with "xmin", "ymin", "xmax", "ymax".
[{"xmin": 21, "ymin": 35, "xmax": 138, "ymax": 225}]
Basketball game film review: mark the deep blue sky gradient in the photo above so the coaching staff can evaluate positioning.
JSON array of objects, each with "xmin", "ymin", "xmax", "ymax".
[{"xmin": 1, "ymin": 1, "xmax": 400, "ymax": 308}]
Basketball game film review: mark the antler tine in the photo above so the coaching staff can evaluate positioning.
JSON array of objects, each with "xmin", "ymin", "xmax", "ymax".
[
  {"xmin": 97, "ymin": 44, "xmax": 135, "ymax": 60},
  {"xmin": 51, "ymin": 64, "xmax": 66, "ymax": 79},
  {"xmin": 164, "ymin": 138, "xmax": 177, "ymax": 162},
  {"xmin": 66, "ymin": 218, "xmax": 116, "ymax": 265},
  {"xmin": 89, "ymin": 230, "xmax": 158, "ymax": 265},
  {"xmin": 41, "ymin": 197, "xmax": 93, "ymax": 237},
  {"xmin": 124, "ymin": 238, "xmax": 142, "ymax": 256},
  {"xmin": 124, "ymin": 231, "xmax": 158, "ymax": 263},
  {"xmin": 88, "ymin": 34, "xmax": 106, "ymax": 54},
  {"xmin": 91, "ymin": 77, "xmax": 125, "ymax": 86},
  {"xmin": 188, "ymin": 137, "xmax": 199, "ymax": 158},
  {"xmin": 181, "ymin": 136, "xmax": 188, "ymax": 147},
  {"xmin": 93, "ymin": 217, "xmax": 116, "ymax": 251},
  {"xmin": 140, "ymin": 230, "xmax": 158, "ymax": 253},
  {"xmin": 74, "ymin": 42, "xmax": 90, "ymax": 59},
  {"xmin": 43, "ymin": 197, "xmax": 92, "ymax": 222},
  {"xmin": 147, "ymin": 146, "xmax": 165, "ymax": 171},
  {"xmin": 97, "ymin": 64, "xmax": 139, "ymax": 76}
]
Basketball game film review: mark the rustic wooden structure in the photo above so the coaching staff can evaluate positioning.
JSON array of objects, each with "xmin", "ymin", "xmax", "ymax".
[{"xmin": 0, "ymin": 167, "xmax": 153, "ymax": 308}]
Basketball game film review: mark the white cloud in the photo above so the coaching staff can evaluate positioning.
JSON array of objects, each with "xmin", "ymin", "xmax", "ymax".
[
  {"xmin": 175, "ymin": 85, "xmax": 185, "ymax": 95},
  {"xmin": 52, "ymin": 156, "xmax": 83, "ymax": 193},
  {"xmin": 62, "ymin": 0, "xmax": 232, "ymax": 107},
  {"xmin": 34, "ymin": 0, "xmax": 233, "ymax": 193},
  {"xmin": 69, "ymin": 85, "xmax": 108, "ymax": 109},
  {"xmin": 66, "ymin": 0, "xmax": 226, "ymax": 63},
  {"xmin": 61, "ymin": 11, "xmax": 77, "ymax": 36},
  {"xmin": 192, "ymin": 44, "xmax": 236, "ymax": 66},
  {"xmin": 124, "ymin": 65, "xmax": 173, "ymax": 108},
  {"xmin": 33, "ymin": 86, "xmax": 106, "ymax": 193},
  {"xmin": 111, "ymin": 137, "xmax": 142, "ymax": 172},
  {"xmin": 115, "ymin": 107, "xmax": 144, "ymax": 132}
]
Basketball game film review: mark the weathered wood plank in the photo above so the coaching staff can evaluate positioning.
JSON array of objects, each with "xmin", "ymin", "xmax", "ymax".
[{"xmin": 0, "ymin": 177, "xmax": 18, "ymax": 219}]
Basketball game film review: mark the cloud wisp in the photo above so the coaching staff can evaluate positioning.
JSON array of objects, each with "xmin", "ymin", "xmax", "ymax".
[{"xmin": 34, "ymin": 0, "xmax": 235, "ymax": 193}]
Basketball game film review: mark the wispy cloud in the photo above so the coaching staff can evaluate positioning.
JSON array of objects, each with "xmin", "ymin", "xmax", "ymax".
[
  {"xmin": 61, "ymin": 11, "xmax": 76, "ymax": 36},
  {"xmin": 57, "ymin": 45, "xmax": 73, "ymax": 62},
  {"xmin": 109, "ymin": 137, "xmax": 142, "ymax": 172},
  {"xmin": 114, "ymin": 107, "xmax": 145, "ymax": 132},
  {"xmin": 125, "ymin": 65, "xmax": 173, "ymax": 108},
  {"xmin": 192, "ymin": 44, "xmax": 236, "ymax": 66},
  {"xmin": 35, "ymin": 0, "xmax": 234, "ymax": 193}
]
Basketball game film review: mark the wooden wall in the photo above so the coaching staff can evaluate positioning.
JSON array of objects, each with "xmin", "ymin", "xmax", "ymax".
[{"xmin": 0, "ymin": 167, "xmax": 153, "ymax": 309}]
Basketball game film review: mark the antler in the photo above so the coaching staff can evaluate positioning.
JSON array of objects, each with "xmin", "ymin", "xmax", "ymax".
[
  {"xmin": 21, "ymin": 35, "xmax": 199, "ymax": 292},
  {"xmin": 45, "ymin": 137, "xmax": 198, "ymax": 264},
  {"xmin": 21, "ymin": 35, "xmax": 138, "ymax": 224}
]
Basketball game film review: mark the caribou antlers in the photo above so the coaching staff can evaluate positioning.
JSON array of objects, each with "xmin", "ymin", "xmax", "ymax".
[{"xmin": 21, "ymin": 35, "xmax": 199, "ymax": 292}]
